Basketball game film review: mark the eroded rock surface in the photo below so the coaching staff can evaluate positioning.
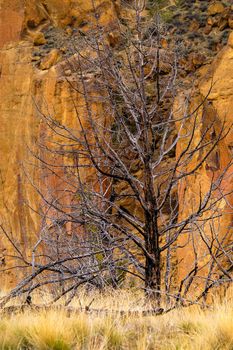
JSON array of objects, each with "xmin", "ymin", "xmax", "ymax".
[
  {"xmin": 0, "ymin": 0, "xmax": 118, "ymax": 288},
  {"xmin": 175, "ymin": 32, "xmax": 233, "ymax": 288},
  {"xmin": 0, "ymin": 0, "xmax": 232, "ymax": 289}
]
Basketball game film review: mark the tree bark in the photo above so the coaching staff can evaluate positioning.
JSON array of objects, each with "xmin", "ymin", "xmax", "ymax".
[
  {"xmin": 145, "ymin": 213, "xmax": 161, "ymax": 307},
  {"xmin": 144, "ymin": 160, "xmax": 161, "ymax": 307}
]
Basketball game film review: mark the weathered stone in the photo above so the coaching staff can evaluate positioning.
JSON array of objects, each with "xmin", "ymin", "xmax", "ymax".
[
  {"xmin": 65, "ymin": 26, "xmax": 73, "ymax": 36},
  {"xmin": 189, "ymin": 19, "xmax": 200, "ymax": 32},
  {"xmin": 193, "ymin": 53, "xmax": 206, "ymax": 67},
  {"xmin": 64, "ymin": 69, "xmax": 72, "ymax": 76},
  {"xmin": 24, "ymin": 0, "xmax": 118, "ymax": 29},
  {"xmin": 160, "ymin": 38, "xmax": 168, "ymax": 49},
  {"xmin": 0, "ymin": 0, "xmax": 119, "ymax": 288},
  {"xmin": 31, "ymin": 31, "xmax": 47, "ymax": 46},
  {"xmin": 40, "ymin": 49, "xmax": 60, "ymax": 69},
  {"xmin": 31, "ymin": 55, "xmax": 41, "ymax": 61},
  {"xmin": 0, "ymin": 0, "xmax": 24, "ymax": 48},
  {"xmin": 208, "ymin": 2, "xmax": 225, "ymax": 16},
  {"xmin": 207, "ymin": 15, "xmax": 220, "ymax": 27},
  {"xmin": 187, "ymin": 52, "xmax": 206, "ymax": 70},
  {"xmin": 175, "ymin": 30, "xmax": 233, "ymax": 289},
  {"xmin": 207, "ymin": 17, "xmax": 213, "ymax": 26},
  {"xmin": 203, "ymin": 25, "xmax": 212, "ymax": 35},
  {"xmin": 0, "ymin": 44, "xmax": 40, "ymax": 287}
]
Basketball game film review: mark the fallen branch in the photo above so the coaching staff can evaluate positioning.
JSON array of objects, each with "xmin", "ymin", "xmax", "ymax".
[{"xmin": 0, "ymin": 304, "xmax": 164, "ymax": 317}]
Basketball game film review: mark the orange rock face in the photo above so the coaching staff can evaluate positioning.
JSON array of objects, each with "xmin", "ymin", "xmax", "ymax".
[
  {"xmin": 0, "ymin": 0, "xmax": 232, "ymax": 291},
  {"xmin": 0, "ymin": 0, "xmax": 118, "ymax": 288},
  {"xmin": 23, "ymin": 0, "xmax": 118, "ymax": 29},
  {"xmin": 0, "ymin": 0, "xmax": 24, "ymax": 48},
  {"xmin": 175, "ymin": 34, "xmax": 233, "ymax": 291}
]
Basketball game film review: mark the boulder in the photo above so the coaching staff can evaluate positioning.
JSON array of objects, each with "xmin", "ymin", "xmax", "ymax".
[
  {"xmin": 24, "ymin": 0, "xmax": 118, "ymax": 29},
  {"xmin": 31, "ymin": 55, "xmax": 41, "ymax": 61},
  {"xmin": 208, "ymin": 2, "xmax": 225, "ymax": 16},
  {"xmin": 203, "ymin": 25, "xmax": 212, "ymax": 35},
  {"xmin": 188, "ymin": 52, "xmax": 206, "ymax": 69},
  {"xmin": 189, "ymin": 19, "xmax": 200, "ymax": 32},
  {"xmin": 31, "ymin": 31, "xmax": 47, "ymax": 46},
  {"xmin": 40, "ymin": 49, "xmax": 60, "ymax": 69}
]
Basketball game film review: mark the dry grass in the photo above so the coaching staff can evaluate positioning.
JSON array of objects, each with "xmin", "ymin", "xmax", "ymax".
[{"xmin": 0, "ymin": 289, "xmax": 233, "ymax": 350}]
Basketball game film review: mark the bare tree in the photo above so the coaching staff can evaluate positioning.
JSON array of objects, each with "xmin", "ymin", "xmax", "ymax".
[{"xmin": 1, "ymin": 0, "xmax": 232, "ymax": 310}]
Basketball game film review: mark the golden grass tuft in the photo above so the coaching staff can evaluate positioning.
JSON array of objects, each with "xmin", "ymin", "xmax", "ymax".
[{"xmin": 0, "ymin": 289, "xmax": 232, "ymax": 349}]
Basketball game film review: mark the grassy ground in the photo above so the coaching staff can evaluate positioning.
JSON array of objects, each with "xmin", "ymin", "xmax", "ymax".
[{"xmin": 0, "ymin": 289, "xmax": 233, "ymax": 350}]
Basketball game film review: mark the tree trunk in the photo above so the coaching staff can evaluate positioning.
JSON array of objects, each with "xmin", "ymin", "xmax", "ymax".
[
  {"xmin": 145, "ymin": 216, "xmax": 161, "ymax": 308},
  {"xmin": 143, "ymin": 155, "xmax": 161, "ymax": 307}
]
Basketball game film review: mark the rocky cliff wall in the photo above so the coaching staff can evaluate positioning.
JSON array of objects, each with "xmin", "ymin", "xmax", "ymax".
[
  {"xmin": 175, "ymin": 32, "xmax": 233, "ymax": 288},
  {"xmin": 0, "ymin": 0, "xmax": 118, "ymax": 288},
  {"xmin": 0, "ymin": 0, "xmax": 24, "ymax": 47},
  {"xmin": 0, "ymin": 0, "xmax": 232, "ymax": 289}
]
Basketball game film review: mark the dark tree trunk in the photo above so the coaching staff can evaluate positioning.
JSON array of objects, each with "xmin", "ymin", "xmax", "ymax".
[
  {"xmin": 145, "ymin": 214, "xmax": 161, "ymax": 308},
  {"xmin": 144, "ymin": 160, "xmax": 161, "ymax": 307}
]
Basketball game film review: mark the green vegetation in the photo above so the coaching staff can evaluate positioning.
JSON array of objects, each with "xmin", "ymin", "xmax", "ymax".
[{"xmin": 147, "ymin": 0, "xmax": 178, "ymax": 22}]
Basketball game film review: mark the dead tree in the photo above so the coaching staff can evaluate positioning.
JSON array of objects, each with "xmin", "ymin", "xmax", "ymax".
[{"xmin": 1, "ymin": 0, "xmax": 232, "ymax": 309}]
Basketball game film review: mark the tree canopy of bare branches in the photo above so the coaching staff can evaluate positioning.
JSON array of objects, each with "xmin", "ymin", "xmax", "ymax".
[{"xmin": 1, "ymin": 0, "xmax": 232, "ymax": 310}]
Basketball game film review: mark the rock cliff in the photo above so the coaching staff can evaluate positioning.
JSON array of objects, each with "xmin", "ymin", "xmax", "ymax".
[
  {"xmin": 0, "ymin": 0, "xmax": 232, "ymax": 289},
  {"xmin": 0, "ymin": 0, "xmax": 118, "ymax": 287},
  {"xmin": 175, "ymin": 32, "xmax": 233, "ymax": 286}
]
